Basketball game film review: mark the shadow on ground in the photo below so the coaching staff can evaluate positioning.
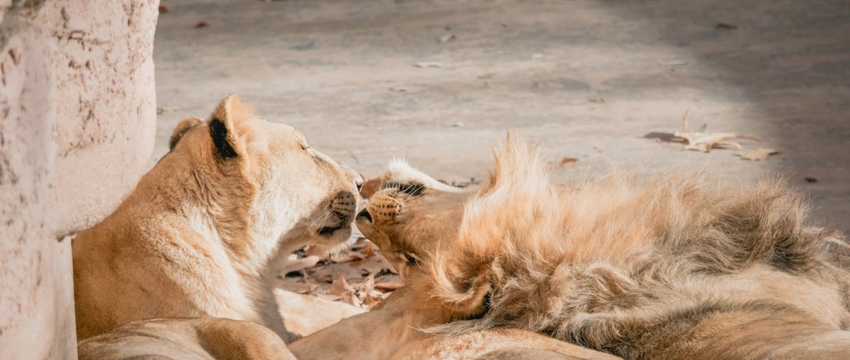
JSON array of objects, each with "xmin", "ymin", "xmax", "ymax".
[{"xmin": 153, "ymin": 0, "xmax": 849, "ymax": 233}]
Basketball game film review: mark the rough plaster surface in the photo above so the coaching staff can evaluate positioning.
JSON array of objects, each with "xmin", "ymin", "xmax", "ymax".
[
  {"xmin": 0, "ymin": 16, "xmax": 76, "ymax": 360},
  {"xmin": 45, "ymin": 0, "xmax": 159, "ymax": 236},
  {"xmin": 1, "ymin": 0, "xmax": 158, "ymax": 358}
]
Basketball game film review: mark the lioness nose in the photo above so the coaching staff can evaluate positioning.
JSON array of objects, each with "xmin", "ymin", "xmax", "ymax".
[{"xmin": 356, "ymin": 208, "xmax": 373, "ymax": 223}]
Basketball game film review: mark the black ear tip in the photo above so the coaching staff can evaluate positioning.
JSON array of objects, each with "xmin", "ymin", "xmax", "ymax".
[
  {"xmin": 209, "ymin": 117, "xmax": 238, "ymax": 158},
  {"xmin": 168, "ymin": 134, "xmax": 182, "ymax": 150}
]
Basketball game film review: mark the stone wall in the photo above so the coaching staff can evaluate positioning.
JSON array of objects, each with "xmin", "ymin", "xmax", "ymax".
[{"xmin": 0, "ymin": 0, "xmax": 158, "ymax": 358}]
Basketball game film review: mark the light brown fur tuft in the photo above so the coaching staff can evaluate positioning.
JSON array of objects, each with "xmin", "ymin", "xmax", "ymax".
[{"xmin": 327, "ymin": 137, "xmax": 850, "ymax": 360}]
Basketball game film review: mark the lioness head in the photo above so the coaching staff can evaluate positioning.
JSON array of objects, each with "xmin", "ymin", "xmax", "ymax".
[
  {"xmin": 167, "ymin": 95, "xmax": 362, "ymax": 255},
  {"xmin": 356, "ymin": 159, "xmax": 470, "ymax": 282},
  {"xmin": 73, "ymin": 94, "xmax": 365, "ymax": 341}
]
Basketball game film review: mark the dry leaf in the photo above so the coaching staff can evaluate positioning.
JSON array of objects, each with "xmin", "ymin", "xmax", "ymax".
[
  {"xmin": 553, "ymin": 157, "xmax": 579, "ymax": 168},
  {"xmin": 277, "ymin": 235, "xmax": 403, "ymax": 308},
  {"xmin": 158, "ymin": 5, "xmax": 168, "ymax": 13},
  {"xmin": 355, "ymin": 274, "xmax": 375, "ymax": 294},
  {"xmin": 437, "ymin": 34, "xmax": 456, "ymax": 43},
  {"xmin": 363, "ymin": 242, "xmax": 376, "ymax": 257},
  {"xmin": 375, "ymin": 282, "xmax": 405, "ymax": 291},
  {"xmin": 349, "ymin": 237, "xmax": 369, "ymax": 251},
  {"xmin": 672, "ymin": 110, "xmax": 760, "ymax": 152},
  {"xmin": 352, "ymin": 275, "xmax": 387, "ymax": 309},
  {"xmin": 194, "ymin": 21, "xmax": 209, "ymax": 28},
  {"xmin": 739, "ymin": 148, "xmax": 778, "ymax": 161},
  {"xmin": 343, "ymin": 293, "xmax": 361, "ymax": 307},
  {"xmin": 355, "ymin": 256, "xmax": 398, "ymax": 276},
  {"xmin": 282, "ymin": 255, "xmax": 320, "ymax": 274},
  {"xmin": 715, "ymin": 22, "xmax": 738, "ymax": 30},
  {"xmin": 328, "ymin": 275, "xmax": 351, "ymax": 296},
  {"xmin": 303, "ymin": 245, "xmax": 326, "ymax": 257},
  {"xmin": 415, "ymin": 62, "xmax": 443, "ymax": 68},
  {"xmin": 329, "ymin": 252, "xmax": 365, "ymax": 264}
]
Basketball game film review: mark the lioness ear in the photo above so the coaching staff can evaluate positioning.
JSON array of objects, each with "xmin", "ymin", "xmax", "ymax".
[
  {"xmin": 169, "ymin": 117, "xmax": 204, "ymax": 151},
  {"xmin": 209, "ymin": 94, "xmax": 253, "ymax": 159}
]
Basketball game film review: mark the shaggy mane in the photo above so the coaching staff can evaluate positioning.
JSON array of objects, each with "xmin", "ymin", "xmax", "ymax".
[{"xmin": 425, "ymin": 137, "xmax": 847, "ymax": 356}]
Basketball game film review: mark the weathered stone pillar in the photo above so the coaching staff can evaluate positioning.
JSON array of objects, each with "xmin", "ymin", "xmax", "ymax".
[
  {"xmin": 0, "ymin": 0, "xmax": 158, "ymax": 358},
  {"xmin": 45, "ymin": 0, "xmax": 160, "ymax": 236}
]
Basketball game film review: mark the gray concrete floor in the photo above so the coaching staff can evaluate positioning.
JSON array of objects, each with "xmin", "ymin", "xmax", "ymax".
[{"xmin": 153, "ymin": 0, "xmax": 850, "ymax": 234}]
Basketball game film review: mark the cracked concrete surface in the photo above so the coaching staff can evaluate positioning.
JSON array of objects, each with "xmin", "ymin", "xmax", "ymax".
[{"xmin": 154, "ymin": 0, "xmax": 849, "ymax": 233}]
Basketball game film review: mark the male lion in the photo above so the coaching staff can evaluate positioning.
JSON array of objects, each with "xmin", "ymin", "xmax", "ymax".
[
  {"xmin": 294, "ymin": 138, "xmax": 850, "ymax": 360},
  {"xmin": 73, "ymin": 95, "xmax": 362, "ymax": 343},
  {"xmin": 289, "ymin": 159, "xmax": 618, "ymax": 360}
]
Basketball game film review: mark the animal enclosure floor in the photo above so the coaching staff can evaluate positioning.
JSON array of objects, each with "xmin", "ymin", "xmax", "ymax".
[{"xmin": 153, "ymin": 0, "xmax": 850, "ymax": 236}]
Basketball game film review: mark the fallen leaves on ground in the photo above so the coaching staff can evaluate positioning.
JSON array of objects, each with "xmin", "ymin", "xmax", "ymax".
[
  {"xmin": 325, "ymin": 274, "xmax": 387, "ymax": 308},
  {"xmin": 282, "ymin": 255, "xmax": 320, "ymax": 274},
  {"xmin": 738, "ymin": 148, "xmax": 778, "ymax": 161},
  {"xmin": 671, "ymin": 110, "xmax": 760, "ymax": 152},
  {"xmin": 279, "ymin": 237, "xmax": 401, "ymax": 309}
]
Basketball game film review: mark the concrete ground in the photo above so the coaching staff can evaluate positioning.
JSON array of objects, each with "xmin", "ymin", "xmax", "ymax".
[{"xmin": 153, "ymin": 0, "xmax": 849, "ymax": 234}]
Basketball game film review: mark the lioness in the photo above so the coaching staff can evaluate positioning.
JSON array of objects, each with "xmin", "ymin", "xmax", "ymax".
[
  {"xmin": 294, "ymin": 138, "xmax": 850, "ymax": 359},
  {"xmin": 73, "ymin": 95, "xmax": 362, "ymax": 342}
]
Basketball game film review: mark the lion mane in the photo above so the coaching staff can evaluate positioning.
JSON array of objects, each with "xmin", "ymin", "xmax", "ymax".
[{"xmin": 424, "ymin": 137, "xmax": 850, "ymax": 359}]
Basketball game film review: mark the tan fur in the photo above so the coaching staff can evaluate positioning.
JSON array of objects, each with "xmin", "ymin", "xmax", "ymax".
[
  {"xmin": 73, "ymin": 95, "xmax": 362, "ymax": 342},
  {"xmin": 289, "ymin": 287, "xmax": 618, "ymax": 360},
  {"xmin": 288, "ymin": 158, "xmax": 617, "ymax": 360},
  {"xmin": 314, "ymin": 137, "xmax": 850, "ymax": 359},
  {"xmin": 77, "ymin": 317, "xmax": 296, "ymax": 360}
]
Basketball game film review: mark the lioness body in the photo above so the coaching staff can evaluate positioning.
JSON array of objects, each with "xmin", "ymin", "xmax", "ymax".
[
  {"xmin": 297, "ymin": 139, "xmax": 850, "ymax": 359},
  {"xmin": 290, "ymin": 287, "xmax": 618, "ymax": 360},
  {"xmin": 73, "ymin": 95, "xmax": 361, "ymax": 342},
  {"xmin": 77, "ymin": 317, "xmax": 296, "ymax": 360}
]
